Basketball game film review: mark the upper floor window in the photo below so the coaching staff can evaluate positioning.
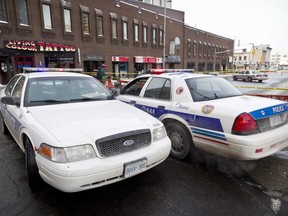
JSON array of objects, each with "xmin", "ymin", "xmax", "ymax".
[
  {"xmin": 17, "ymin": 0, "xmax": 29, "ymax": 25},
  {"xmin": 0, "ymin": 0, "xmax": 7, "ymax": 22},
  {"xmin": 193, "ymin": 41, "xmax": 197, "ymax": 56},
  {"xmin": 143, "ymin": 22, "xmax": 148, "ymax": 44},
  {"xmin": 95, "ymin": 9, "xmax": 103, "ymax": 37},
  {"xmin": 122, "ymin": 16, "xmax": 128, "ymax": 41},
  {"xmin": 110, "ymin": 13, "xmax": 118, "ymax": 39},
  {"xmin": 42, "ymin": 4, "xmax": 52, "ymax": 29},
  {"xmin": 64, "ymin": 9, "xmax": 72, "ymax": 32},
  {"xmin": 152, "ymin": 25, "xmax": 157, "ymax": 45},
  {"xmin": 82, "ymin": 13, "xmax": 89, "ymax": 34},
  {"xmin": 159, "ymin": 28, "xmax": 163, "ymax": 45},
  {"xmin": 133, "ymin": 19, "xmax": 139, "ymax": 43},
  {"xmin": 187, "ymin": 39, "xmax": 191, "ymax": 57}
]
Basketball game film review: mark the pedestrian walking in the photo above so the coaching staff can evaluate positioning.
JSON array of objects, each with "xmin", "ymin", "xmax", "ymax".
[{"xmin": 97, "ymin": 64, "xmax": 107, "ymax": 84}]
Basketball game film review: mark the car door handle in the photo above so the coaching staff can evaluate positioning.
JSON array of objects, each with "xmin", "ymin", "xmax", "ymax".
[{"xmin": 158, "ymin": 105, "xmax": 165, "ymax": 110}]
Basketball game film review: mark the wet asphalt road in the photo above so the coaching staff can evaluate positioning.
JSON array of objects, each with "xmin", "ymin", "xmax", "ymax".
[{"xmin": 1, "ymin": 133, "xmax": 288, "ymax": 216}]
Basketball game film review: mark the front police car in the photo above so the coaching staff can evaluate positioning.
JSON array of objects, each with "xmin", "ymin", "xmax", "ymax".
[{"xmin": 0, "ymin": 69, "xmax": 171, "ymax": 192}]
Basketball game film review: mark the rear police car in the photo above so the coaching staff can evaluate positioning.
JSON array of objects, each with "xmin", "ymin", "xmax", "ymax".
[{"xmin": 117, "ymin": 69, "xmax": 288, "ymax": 160}]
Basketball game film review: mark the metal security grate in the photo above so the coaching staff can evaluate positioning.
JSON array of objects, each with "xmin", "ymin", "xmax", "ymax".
[{"xmin": 96, "ymin": 129, "xmax": 151, "ymax": 157}]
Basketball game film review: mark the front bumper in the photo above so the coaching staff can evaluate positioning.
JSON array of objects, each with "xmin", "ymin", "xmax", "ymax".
[{"xmin": 36, "ymin": 137, "xmax": 171, "ymax": 192}]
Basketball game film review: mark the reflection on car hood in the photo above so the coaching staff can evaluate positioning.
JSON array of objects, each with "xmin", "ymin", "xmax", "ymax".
[{"xmin": 27, "ymin": 100, "xmax": 158, "ymax": 143}]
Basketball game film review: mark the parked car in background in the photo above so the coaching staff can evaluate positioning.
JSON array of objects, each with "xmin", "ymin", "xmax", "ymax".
[
  {"xmin": 233, "ymin": 70, "xmax": 268, "ymax": 82},
  {"xmin": 0, "ymin": 68, "xmax": 171, "ymax": 192},
  {"xmin": 117, "ymin": 69, "xmax": 288, "ymax": 160}
]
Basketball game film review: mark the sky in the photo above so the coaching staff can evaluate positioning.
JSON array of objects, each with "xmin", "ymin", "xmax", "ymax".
[{"xmin": 172, "ymin": 0, "xmax": 288, "ymax": 52}]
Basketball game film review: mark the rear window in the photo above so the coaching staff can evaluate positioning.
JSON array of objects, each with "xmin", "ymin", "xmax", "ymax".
[{"xmin": 186, "ymin": 77, "xmax": 242, "ymax": 102}]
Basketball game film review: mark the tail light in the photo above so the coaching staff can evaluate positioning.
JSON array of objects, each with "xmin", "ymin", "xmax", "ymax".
[{"xmin": 232, "ymin": 112, "xmax": 259, "ymax": 135}]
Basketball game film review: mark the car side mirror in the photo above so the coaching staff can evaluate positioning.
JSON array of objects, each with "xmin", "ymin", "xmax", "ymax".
[{"xmin": 1, "ymin": 96, "xmax": 20, "ymax": 107}]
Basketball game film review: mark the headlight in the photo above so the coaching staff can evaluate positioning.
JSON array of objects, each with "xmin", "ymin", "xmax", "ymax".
[
  {"xmin": 152, "ymin": 126, "xmax": 167, "ymax": 142},
  {"xmin": 38, "ymin": 143, "xmax": 96, "ymax": 163}
]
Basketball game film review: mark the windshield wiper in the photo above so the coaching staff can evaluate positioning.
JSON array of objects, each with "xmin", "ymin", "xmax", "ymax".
[
  {"xmin": 190, "ymin": 88, "xmax": 211, "ymax": 100},
  {"xmin": 30, "ymin": 99, "xmax": 66, "ymax": 103}
]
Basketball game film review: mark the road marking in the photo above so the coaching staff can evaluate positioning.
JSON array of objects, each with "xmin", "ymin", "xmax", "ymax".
[{"xmin": 235, "ymin": 86, "xmax": 288, "ymax": 91}]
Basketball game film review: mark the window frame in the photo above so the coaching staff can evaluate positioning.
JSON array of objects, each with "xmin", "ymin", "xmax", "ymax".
[
  {"xmin": 95, "ymin": 9, "xmax": 104, "ymax": 39},
  {"xmin": 80, "ymin": 5, "xmax": 90, "ymax": 36},
  {"xmin": 0, "ymin": 0, "xmax": 8, "ymax": 23},
  {"xmin": 110, "ymin": 12, "xmax": 118, "ymax": 42},
  {"xmin": 41, "ymin": 2, "xmax": 53, "ymax": 31},
  {"xmin": 133, "ymin": 19, "xmax": 140, "ymax": 45},
  {"xmin": 122, "ymin": 16, "xmax": 128, "ymax": 42},
  {"xmin": 143, "ymin": 22, "xmax": 148, "ymax": 46},
  {"xmin": 152, "ymin": 24, "xmax": 157, "ymax": 47}
]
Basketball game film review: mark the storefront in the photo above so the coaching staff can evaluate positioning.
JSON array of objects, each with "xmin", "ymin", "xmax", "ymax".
[
  {"xmin": 165, "ymin": 55, "xmax": 181, "ymax": 69},
  {"xmin": 134, "ymin": 56, "xmax": 163, "ymax": 75},
  {"xmin": 112, "ymin": 56, "xmax": 129, "ymax": 78},
  {"xmin": 3, "ymin": 40, "xmax": 77, "ymax": 74},
  {"xmin": 83, "ymin": 54, "xmax": 105, "ymax": 72}
]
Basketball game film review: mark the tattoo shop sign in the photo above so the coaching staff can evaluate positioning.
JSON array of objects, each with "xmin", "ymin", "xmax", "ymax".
[{"xmin": 4, "ymin": 40, "xmax": 76, "ymax": 52}]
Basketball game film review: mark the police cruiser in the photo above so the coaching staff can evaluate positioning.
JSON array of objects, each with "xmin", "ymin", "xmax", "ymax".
[
  {"xmin": 117, "ymin": 69, "xmax": 288, "ymax": 160},
  {"xmin": 0, "ymin": 68, "xmax": 171, "ymax": 192}
]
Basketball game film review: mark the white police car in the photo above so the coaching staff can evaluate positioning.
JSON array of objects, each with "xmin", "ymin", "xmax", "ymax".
[
  {"xmin": 0, "ymin": 68, "xmax": 171, "ymax": 192},
  {"xmin": 117, "ymin": 69, "xmax": 288, "ymax": 160}
]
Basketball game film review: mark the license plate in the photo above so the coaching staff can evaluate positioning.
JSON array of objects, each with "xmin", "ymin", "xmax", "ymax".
[
  {"xmin": 123, "ymin": 158, "xmax": 147, "ymax": 178},
  {"xmin": 270, "ymin": 115, "xmax": 282, "ymax": 127}
]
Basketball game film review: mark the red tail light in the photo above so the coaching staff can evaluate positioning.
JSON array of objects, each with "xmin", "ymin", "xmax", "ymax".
[{"xmin": 232, "ymin": 113, "xmax": 259, "ymax": 135}]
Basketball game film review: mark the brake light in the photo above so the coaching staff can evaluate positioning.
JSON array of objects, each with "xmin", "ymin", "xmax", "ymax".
[{"xmin": 232, "ymin": 113, "xmax": 259, "ymax": 135}]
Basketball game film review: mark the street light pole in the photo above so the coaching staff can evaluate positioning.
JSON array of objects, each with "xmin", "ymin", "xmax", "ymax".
[{"xmin": 162, "ymin": 0, "xmax": 167, "ymax": 69}]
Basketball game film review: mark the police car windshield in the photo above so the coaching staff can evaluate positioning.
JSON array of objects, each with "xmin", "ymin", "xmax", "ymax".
[
  {"xmin": 25, "ymin": 76, "xmax": 113, "ymax": 106},
  {"xmin": 186, "ymin": 77, "xmax": 242, "ymax": 102}
]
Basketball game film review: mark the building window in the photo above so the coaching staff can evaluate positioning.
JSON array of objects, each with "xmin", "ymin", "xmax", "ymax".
[
  {"xmin": 95, "ymin": 9, "xmax": 103, "ymax": 38},
  {"xmin": 152, "ymin": 25, "xmax": 157, "ymax": 45},
  {"xmin": 64, "ymin": 9, "xmax": 72, "ymax": 32},
  {"xmin": 42, "ymin": 4, "xmax": 52, "ymax": 29},
  {"xmin": 17, "ymin": 0, "xmax": 29, "ymax": 25},
  {"xmin": 159, "ymin": 28, "xmax": 163, "ymax": 45},
  {"xmin": 143, "ymin": 23, "xmax": 148, "ymax": 44},
  {"xmin": 187, "ymin": 39, "xmax": 191, "ymax": 57},
  {"xmin": 110, "ymin": 13, "xmax": 118, "ymax": 40},
  {"xmin": 0, "ymin": 0, "xmax": 7, "ymax": 22},
  {"xmin": 198, "ymin": 42, "xmax": 202, "ymax": 57},
  {"xmin": 193, "ymin": 41, "xmax": 197, "ymax": 56},
  {"xmin": 134, "ymin": 19, "xmax": 139, "ymax": 43},
  {"xmin": 82, "ymin": 13, "xmax": 89, "ymax": 34},
  {"xmin": 122, "ymin": 16, "xmax": 128, "ymax": 41}
]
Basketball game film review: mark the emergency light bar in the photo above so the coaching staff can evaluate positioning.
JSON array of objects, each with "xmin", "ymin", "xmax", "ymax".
[
  {"xmin": 145, "ymin": 69, "xmax": 194, "ymax": 74},
  {"xmin": 22, "ymin": 67, "xmax": 83, "ymax": 73}
]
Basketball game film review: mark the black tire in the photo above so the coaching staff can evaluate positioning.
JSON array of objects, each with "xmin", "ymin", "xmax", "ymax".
[
  {"xmin": 25, "ymin": 138, "xmax": 45, "ymax": 191},
  {"xmin": 165, "ymin": 122, "xmax": 192, "ymax": 159},
  {"xmin": 246, "ymin": 77, "xmax": 252, "ymax": 82},
  {"xmin": 258, "ymin": 80, "xmax": 263, "ymax": 82},
  {"xmin": 232, "ymin": 76, "xmax": 237, "ymax": 81},
  {"xmin": 1, "ymin": 117, "xmax": 9, "ymax": 135}
]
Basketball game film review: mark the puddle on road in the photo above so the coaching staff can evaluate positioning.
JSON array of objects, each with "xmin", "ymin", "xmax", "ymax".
[{"xmin": 274, "ymin": 150, "xmax": 288, "ymax": 160}]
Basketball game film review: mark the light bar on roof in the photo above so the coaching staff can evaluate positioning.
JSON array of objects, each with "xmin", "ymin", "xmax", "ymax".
[
  {"xmin": 22, "ymin": 67, "xmax": 83, "ymax": 73},
  {"xmin": 147, "ymin": 69, "xmax": 195, "ymax": 74}
]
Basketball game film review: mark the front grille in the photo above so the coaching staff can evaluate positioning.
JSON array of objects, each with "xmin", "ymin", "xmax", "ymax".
[{"xmin": 95, "ymin": 129, "xmax": 151, "ymax": 157}]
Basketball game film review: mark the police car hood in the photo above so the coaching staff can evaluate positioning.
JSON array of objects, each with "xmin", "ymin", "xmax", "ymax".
[
  {"xmin": 27, "ymin": 100, "xmax": 159, "ymax": 143},
  {"xmin": 205, "ymin": 95, "xmax": 288, "ymax": 118}
]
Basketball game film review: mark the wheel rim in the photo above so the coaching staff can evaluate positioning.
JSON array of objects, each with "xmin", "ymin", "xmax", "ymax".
[{"xmin": 169, "ymin": 130, "xmax": 185, "ymax": 153}]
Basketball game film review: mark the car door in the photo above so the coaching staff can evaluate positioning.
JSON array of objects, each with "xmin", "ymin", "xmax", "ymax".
[{"xmin": 2, "ymin": 75, "xmax": 26, "ymax": 143}]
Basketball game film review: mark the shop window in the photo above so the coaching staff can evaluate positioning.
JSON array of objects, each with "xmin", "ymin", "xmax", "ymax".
[
  {"xmin": 0, "ymin": 0, "xmax": 7, "ymax": 22},
  {"xmin": 122, "ymin": 16, "xmax": 128, "ymax": 41},
  {"xmin": 95, "ymin": 9, "xmax": 104, "ymax": 38},
  {"xmin": 42, "ymin": 4, "xmax": 52, "ymax": 30},
  {"xmin": 17, "ymin": 0, "xmax": 29, "ymax": 25},
  {"xmin": 80, "ymin": 5, "xmax": 90, "ymax": 35},
  {"xmin": 63, "ymin": 8, "xmax": 72, "ymax": 32},
  {"xmin": 110, "ymin": 13, "xmax": 118, "ymax": 41}
]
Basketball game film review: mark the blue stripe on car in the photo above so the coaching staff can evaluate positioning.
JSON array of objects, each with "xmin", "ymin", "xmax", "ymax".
[
  {"xmin": 191, "ymin": 128, "xmax": 227, "ymax": 141},
  {"xmin": 249, "ymin": 102, "xmax": 288, "ymax": 119}
]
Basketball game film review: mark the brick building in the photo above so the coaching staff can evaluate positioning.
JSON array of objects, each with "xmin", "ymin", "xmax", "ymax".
[{"xmin": 0, "ymin": 0, "xmax": 233, "ymax": 84}]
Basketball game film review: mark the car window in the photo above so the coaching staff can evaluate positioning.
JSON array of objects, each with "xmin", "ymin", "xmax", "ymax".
[
  {"xmin": 5, "ymin": 76, "xmax": 22, "ymax": 95},
  {"xmin": 186, "ymin": 77, "xmax": 242, "ymax": 102},
  {"xmin": 143, "ymin": 77, "xmax": 171, "ymax": 100},
  {"xmin": 121, "ymin": 77, "xmax": 149, "ymax": 96},
  {"xmin": 25, "ymin": 76, "xmax": 113, "ymax": 106},
  {"xmin": 11, "ymin": 76, "xmax": 25, "ymax": 102}
]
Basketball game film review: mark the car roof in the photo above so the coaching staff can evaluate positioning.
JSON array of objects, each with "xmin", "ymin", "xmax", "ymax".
[{"xmin": 139, "ymin": 72, "xmax": 214, "ymax": 79}]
